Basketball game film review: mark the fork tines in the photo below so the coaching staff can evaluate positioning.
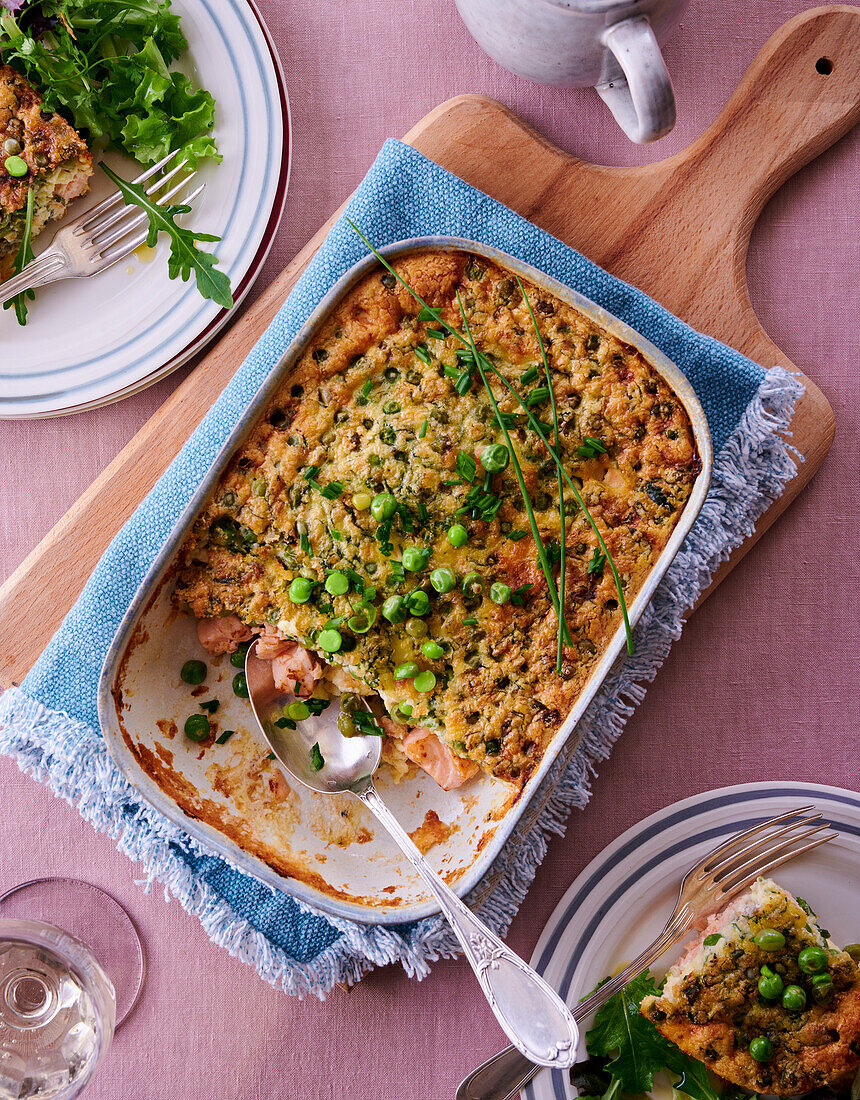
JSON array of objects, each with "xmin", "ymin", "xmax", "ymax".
[{"xmin": 699, "ymin": 806, "xmax": 837, "ymax": 898}]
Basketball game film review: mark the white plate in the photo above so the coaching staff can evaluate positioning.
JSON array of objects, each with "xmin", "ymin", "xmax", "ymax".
[
  {"xmin": 0, "ymin": 0, "xmax": 290, "ymax": 419},
  {"xmin": 526, "ymin": 782, "xmax": 860, "ymax": 1100}
]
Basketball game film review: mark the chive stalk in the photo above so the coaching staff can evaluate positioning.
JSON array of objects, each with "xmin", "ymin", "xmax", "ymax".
[
  {"xmin": 517, "ymin": 276, "xmax": 569, "ymax": 671},
  {"xmin": 346, "ymin": 219, "xmax": 633, "ymax": 655},
  {"xmin": 457, "ymin": 292, "xmax": 567, "ymax": 634}
]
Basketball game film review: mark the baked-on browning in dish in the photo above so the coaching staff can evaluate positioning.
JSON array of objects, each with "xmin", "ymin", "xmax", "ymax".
[
  {"xmin": 641, "ymin": 878, "xmax": 860, "ymax": 1096},
  {"xmin": 174, "ymin": 250, "xmax": 701, "ymax": 791},
  {"xmin": 0, "ymin": 65, "xmax": 92, "ymax": 274}
]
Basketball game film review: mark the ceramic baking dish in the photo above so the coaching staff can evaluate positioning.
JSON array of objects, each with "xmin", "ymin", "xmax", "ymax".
[{"xmin": 97, "ymin": 237, "xmax": 713, "ymax": 925}]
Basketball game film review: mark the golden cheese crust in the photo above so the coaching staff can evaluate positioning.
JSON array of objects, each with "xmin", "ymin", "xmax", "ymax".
[
  {"xmin": 174, "ymin": 250, "xmax": 700, "ymax": 789},
  {"xmin": 641, "ymin": 879, "xmax": 860, "ymax": 1095},
  {"xmin": 0, "ymin": 65, "xmax": 92, "ymax": 263}
]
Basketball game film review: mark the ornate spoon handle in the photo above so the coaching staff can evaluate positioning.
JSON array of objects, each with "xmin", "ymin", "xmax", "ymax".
[
  {"xmin": 356, "ymin": 783, "xmax": 579, "ymax": 1068},
  {"xmin": 455, "ymin": 915, "xmax": 691, "ymax": 1099}
]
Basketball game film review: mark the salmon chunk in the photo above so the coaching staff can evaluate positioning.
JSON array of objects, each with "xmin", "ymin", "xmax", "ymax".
[
  {"xmin": 402, "ymin": 727, "xmax": 478, "ymax": 791},
  {"xmin": 196, "ymin": 615, "xmax": 253, "ymax": 655}
]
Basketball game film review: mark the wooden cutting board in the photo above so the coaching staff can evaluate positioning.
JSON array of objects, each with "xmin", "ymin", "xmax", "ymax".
[{"xmin": 0, "ymin": 4, "xmax": 857, "ymax": 689}]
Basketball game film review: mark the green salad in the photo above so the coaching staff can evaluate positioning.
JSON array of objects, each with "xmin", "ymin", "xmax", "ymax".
[{"xmin": 0, "ymin": 0, "xmax": 233, "ymax": 319}]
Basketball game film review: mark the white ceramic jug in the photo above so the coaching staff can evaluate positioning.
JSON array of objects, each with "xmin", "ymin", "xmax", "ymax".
[{"xmin": 454, "ymin": 0, "xmax": 688, "ymax": 143}]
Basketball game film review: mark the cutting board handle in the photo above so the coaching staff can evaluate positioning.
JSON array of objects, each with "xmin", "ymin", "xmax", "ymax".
[{"xmin": 680, "ymin": 5, "xmax": 860, "ymax": 236}]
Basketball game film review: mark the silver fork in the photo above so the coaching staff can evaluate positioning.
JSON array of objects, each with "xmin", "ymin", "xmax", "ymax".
[
  {"xmin": 456, "ymin": 805, "xmax": 837, "ymax": 1100},
  {"xmin": 0, "ymin": 151, "xmax": 203, "ymax": 303}
]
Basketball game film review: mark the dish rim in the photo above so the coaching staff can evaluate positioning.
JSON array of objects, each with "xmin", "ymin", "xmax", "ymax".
[{"xmin": 97, "ymin": 234, "xmax": 714, "ymax": 925}]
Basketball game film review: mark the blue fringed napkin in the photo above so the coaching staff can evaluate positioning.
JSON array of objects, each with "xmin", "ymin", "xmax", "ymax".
[{"xmin": 0, "ymin": 140, "xmax": 803, "ymax": 998}]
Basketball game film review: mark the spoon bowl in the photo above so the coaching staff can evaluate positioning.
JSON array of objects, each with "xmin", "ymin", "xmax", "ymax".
[
  {"xmin": 244, "ymin": 643, "xmax": 380, "ymax": 794},
  {"xmin": 244, "ymin": 638, "xmax": 579, "ymax": 1068}
]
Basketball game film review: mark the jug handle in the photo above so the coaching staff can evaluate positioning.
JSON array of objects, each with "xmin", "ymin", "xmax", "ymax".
[{"xmin": 596, "ymin": 16, "xmax": 676, "ymax": 144}]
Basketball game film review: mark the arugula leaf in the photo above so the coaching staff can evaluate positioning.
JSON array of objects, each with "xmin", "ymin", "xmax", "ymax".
[
  {"xmin": 1, "ymin": 186, "xmax": 35, "ymax": 325},
  {"xmin": 100, "ymin": 161, "xmax": 233, "ymax": 309},
  {"xmin": 582, "ymin": 973, "xmax": 721, "ymax": 1100},
  {"xmin": 586, "ymin": 973, "xmax": 671, "ymax": 1094}
]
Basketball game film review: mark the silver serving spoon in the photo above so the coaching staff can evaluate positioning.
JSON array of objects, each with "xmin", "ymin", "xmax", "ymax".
[{"xmin": 245, "ymin": 640, "xmax": 578, "ymax": 1068}]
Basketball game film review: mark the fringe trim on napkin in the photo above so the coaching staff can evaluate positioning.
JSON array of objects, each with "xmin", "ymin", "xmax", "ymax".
[{"xmin": 0, "ymin": 366, "xmax": 804, "ymax": 999}]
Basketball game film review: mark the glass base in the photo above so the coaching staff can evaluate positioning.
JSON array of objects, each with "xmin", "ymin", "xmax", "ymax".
[{"xmin": 0, "ymin": 880, "xmax": 144, "ymax": 1027}]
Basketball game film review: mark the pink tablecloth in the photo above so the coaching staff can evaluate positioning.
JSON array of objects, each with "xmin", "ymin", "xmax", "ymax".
[{"xmin": 0, "ymin": 1, "xmax": 857, "ymax": 1096}]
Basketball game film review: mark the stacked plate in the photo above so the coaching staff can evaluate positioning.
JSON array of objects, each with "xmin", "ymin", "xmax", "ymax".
[{"xmin": 0, "ymin": 0, "xmax": 290, "ymax": 419}]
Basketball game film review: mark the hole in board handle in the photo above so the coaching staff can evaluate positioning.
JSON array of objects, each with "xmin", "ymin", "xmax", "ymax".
[{"xmin": 815, "ymin": 57, "xmax": 834, "ymax": 75}]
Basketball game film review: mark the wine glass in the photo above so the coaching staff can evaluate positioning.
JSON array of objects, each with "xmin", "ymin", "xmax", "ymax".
[{"xmin": 0, "ymin": 880, "xmax": 144, "ymax": 1100}]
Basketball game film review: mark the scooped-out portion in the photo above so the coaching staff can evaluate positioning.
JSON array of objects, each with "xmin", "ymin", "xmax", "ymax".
[{"xmin": 195, "ymin": 615, "xmax": 477, "ymax": 791}]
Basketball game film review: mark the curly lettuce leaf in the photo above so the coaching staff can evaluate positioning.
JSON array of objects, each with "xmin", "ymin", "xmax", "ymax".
[{"xmin": 0, "ymin": 0, "xmax": 218, "ymax": 167}]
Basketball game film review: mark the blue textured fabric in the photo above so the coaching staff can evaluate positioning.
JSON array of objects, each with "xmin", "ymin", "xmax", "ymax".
[{"xmin": 0, "ymin": 140, "xmax": 799, "ymax": 996}]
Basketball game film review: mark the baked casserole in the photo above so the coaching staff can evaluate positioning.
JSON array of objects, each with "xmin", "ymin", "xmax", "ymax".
[
  {"xmin": 174, "ymin": 249, "xmax": 702, "ymax": 792},
  {"xmin": 0, "ymin": 65, "xmax": 92, "ymax": 275}
]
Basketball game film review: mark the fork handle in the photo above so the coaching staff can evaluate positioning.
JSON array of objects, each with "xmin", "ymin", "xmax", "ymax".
[
  {"xmin": 455, "ymin": 911, "xmax": 690, "ymax": 1100},
  {"xmin": 0, "ymin": 250, "xmax": 67, "ymax": 302}
]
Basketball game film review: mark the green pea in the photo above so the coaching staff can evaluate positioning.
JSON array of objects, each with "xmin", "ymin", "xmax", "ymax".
[
  {"xmin": 287, "ymin": 702, "xmax": 310, "ymax": 721},
  {"xmin": 382, "ymin": 595, "xmax": 408, "ymax": 623},
  {"xmin": 485, "ymin": 739, "xmax": 501, "ymax": 755},
  {"xmin": 383, "ymin": 400, "xmax": 400, "ymax": 414},
  {"xmin": 422, "ymin": 641, "xmax": 444, "ymax": 660},
  {"xmin": 811, "ymin": 974, "xmax": 834, "ymax": 1002},
  {"xmin": 490, "ymin": 582, "xmax": 511, "ymax": 605},
  {"xmin": 251, "ymin": 477, "xmax": 266, "ymax": 496},
  {"xmin": 229, "ymin": 641, "xmax": 252, "ymax": 668},
  {"xmin": 4, "ymin": 155, "xmax": 27, "ymax": 177},
  {"xmin": 325, "ymin": 571, "xmax": 350, "ymax": 596},
  {"xmin": 289, "ymin": 576, "xmax": 314, "ymax": 603},
  {"xmin": 371, "ymin": 492, "xmax": 397, "ymax": 521},
  {"xmin": 352, "ymin": 492, "xmax": 372, "ymax": 511},
  {"xmin": 402, "ymin": 546, "xmax": 430, "ymax": 572},
  {"xmin": 318, "ymin": 628, "xmax": 342, "ymax": 653},
  {"xmin": 348, "ymin": 608, "xmax": 377, "ymax": 634},
  {"xmin": 447, "ymin": 523, "xmax": 468, "ymax": 548},
  {"xmin": 339, "ymin": 692, "xmax": 361, "ymax": 714},
  {"xmin": 749, "ymin": 1036, "xmax": 773, "ymax": 1063},
  {"xmin": 337, "ymin": 714, "xmax": 356, "ymax": 738},
  {"xmin": 413, "ymin": 670, "xmax": 436, "ymax": 693},
  {"xmin": 232, "ymin": 672, "xmax": 249, "ymax": 698},
  {"xmin": 758, "ymin": 967, "xmax": 784, "ymax": 1000},
  {"xmin": 462, "ymin": 572, "xmax": 484, "ymax": 598},
  {"xmin": 781, "ymin": 985, "xmax": 806, "ymax": 1011},
  {"xmin": 394, "ymin": 661, "xmax": 420, "ymax": 681},
  {"xmin": 393, "ymin": 702, "xmax": 414, "ymax": 721},
  {"xmin": 405, "ymin": 590, "xmax": 430, "ymax": 617},
  {"xmin": 479, "ymin": 443, "xmax": 509, "ymax": 473},
  {"xmin": 368, "ymin": 454, "xmax": 382, "ymax": 467},
  {"xmin": 753, "ymin": 929, "xmax": 786, "ymax": 951},
  {"xmin": 384, "ymin": 367, "xmax": 399, "ymax": 381},
  {"xmin": 405, "ymin": 618, "xmax": 428, "ymax": 638},
  {"xmin": 430, "ymin": 567, "xmax": 456, "ymax": 594},
  {"xmin": 798, "ymin": 946, "xmax": 828, "ymax": 973},
  {"xmin": 180, "ymin": 659, "xmax": 207, "ymax": 685},
  {"xmin": 184, "ymin": 714, "xmax": 210, "ymax": 741}
]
